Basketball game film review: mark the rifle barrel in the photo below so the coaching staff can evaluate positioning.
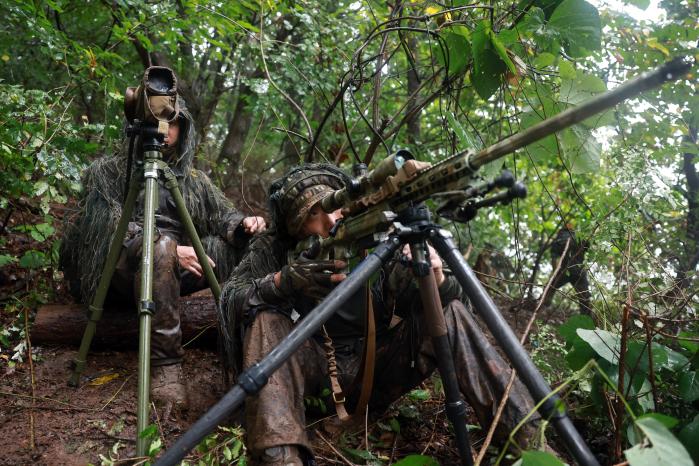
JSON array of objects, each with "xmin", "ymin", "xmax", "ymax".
[{"xmin": 469, "ymin": 58, "xmax": 691, "ymax": 169}]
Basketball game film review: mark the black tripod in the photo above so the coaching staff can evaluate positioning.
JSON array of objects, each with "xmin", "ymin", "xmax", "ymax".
[
  {"xmin": 68, "ymin": 122, "xmax": 222, "ymax": 456},
  {"xmin": 155, "ymin": 204, "xmax": 599, "ymax": 466}
]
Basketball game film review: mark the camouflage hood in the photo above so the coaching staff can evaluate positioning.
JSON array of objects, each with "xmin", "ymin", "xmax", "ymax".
[{"xmin": 60, "ymin": 97, "xmax": 242, "ymax": 301}]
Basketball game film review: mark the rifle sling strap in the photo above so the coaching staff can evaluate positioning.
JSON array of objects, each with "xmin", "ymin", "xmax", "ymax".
[{"xmin": 324, "ymin": 278, "xmax": 376, "ymax": 423}]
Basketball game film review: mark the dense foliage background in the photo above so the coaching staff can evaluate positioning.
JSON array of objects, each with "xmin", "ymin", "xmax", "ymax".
[{"xmin": 0, "ymin": 0, "xmax": 697, "ymax": 465}]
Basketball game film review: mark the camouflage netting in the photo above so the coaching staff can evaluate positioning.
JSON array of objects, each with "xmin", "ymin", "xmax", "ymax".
[{"xmin": 60, "ymin": 99, "xmax": 246, "ymax": 303}]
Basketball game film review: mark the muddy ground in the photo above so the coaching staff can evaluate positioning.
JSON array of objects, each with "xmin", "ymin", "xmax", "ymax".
[{"xmin": 0, "ymin": 341, "xmax": 476, "ymax": 465}]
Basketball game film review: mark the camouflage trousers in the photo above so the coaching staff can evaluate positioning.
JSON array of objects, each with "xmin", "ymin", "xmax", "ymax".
[
  {"xmin": 110, "ymin": 233, "xmax": 207, "ymax": 366},
  {"xmin": 242, "ymin": 299, "xmax": 538, "ymax": 460}
]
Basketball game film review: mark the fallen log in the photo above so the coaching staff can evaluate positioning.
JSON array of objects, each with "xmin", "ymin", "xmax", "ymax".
[{"xmin": 31, "ymin": 289, "xmax": 218, "ymax": 349}]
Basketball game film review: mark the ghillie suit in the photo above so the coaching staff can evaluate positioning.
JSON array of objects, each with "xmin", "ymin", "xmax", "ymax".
[
  {"xmin": 545, "ymin": 226, "xmax": 592, "ymax": 315},
  {"xmin": 219, "ymin": 164, "xmax": 539, "ymax": 465},
  {"xmin": 60, "ymin": 98, "xmax": 249, "ymax": 367}
]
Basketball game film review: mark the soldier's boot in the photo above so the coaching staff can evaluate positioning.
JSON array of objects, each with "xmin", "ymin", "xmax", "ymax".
[
  {"xmin": 151, "ymin": 363, "xmax": 188, "ymax": 417},
  {"xmin": 256, "ymin": 445, "xmax": 304, "ymax": 466}
]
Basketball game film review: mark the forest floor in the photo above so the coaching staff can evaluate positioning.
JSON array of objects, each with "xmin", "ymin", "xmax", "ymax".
[
  {"xmin": 0, "ymin": 301, "xmax": 569, "ymax": 466},
  {"xmin": 0, "ymin": 201, "xmax": 582, "ymax": 465}
]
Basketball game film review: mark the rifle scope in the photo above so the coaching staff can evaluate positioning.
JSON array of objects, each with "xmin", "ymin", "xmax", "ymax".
[{"xmin": 320, "ymin": 149, "xmax": 413, "ymax": 213}]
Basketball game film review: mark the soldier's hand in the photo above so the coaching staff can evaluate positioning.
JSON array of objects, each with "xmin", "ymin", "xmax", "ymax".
[
  {"xmin": 274, "ymin": 257, "xmax": 347, "ymax": 300},
  {"xmin": 242, "ymin": 216, "xmax": 266, "ymax": 234},
  {"xmin": 177, "ymin": 246, "xmax": 215, "ymax": 278},
  {"xmin": 400, "ymin": 244, "xmax": 445, "ymax": 286}
]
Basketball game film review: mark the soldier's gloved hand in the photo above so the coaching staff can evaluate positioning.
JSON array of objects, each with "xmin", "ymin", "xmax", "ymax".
[{"xmin": 274, "ymin": 257, "xmax": 347, "ymax": 300}]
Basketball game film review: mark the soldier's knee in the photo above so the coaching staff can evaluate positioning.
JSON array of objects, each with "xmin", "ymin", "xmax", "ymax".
[{"xmin": 153, "ymin": 234, "xmax": 178, "ymax": 265}]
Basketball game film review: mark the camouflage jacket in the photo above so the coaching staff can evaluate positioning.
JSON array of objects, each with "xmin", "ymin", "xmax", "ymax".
[{"xmin": 219, "ymin": 233, "xmax": 463, "ymax": 369}]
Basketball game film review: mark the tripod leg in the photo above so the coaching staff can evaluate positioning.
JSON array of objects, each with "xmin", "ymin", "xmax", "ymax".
[
  {"xmin": 136, "ymin": 156, "xmax": 160, "ymax": 457},
  {"xmin": 161, "ymin": 164, "xmax": 221, "ymax": 300},
  {"xmin": 409, "ymin": 241, "xmax": 474, "ymax": 466},
  {"xmin": 68, "ymin": 176, "xmax": 141, "ymax": 387},
  {"xmin": 431, "ymin": 230, "xmax": 600, "ymax": 466}
]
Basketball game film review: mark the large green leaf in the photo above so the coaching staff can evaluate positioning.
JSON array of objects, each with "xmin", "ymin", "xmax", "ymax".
[
  {"xmin": 393, "ymin": 455, "xmax": 440, "ymax": 466},
  {"xmin": 624, "ymin": 417, "xmax": 693, "ymax": 466},
  {"xmin": 678, "ymin": 415, "xmax": 699, "ymax": 463},
  {"xmin": 548, "ymin": 0, "xmax": 601, "ymax": 57},
  {"xmin": 628, "ymin": 413, "xmax": 680, "ymax": 445},
  {"xmin": 489, "ymin": 29, "xmax": 516, "ymax": 75},
  {"xmin": 471, "ymin": 21, "xmax": 506, "ymax": 100},
  {"xmin": 520, "ymin": 111, "xmax": 561, "ymax": 163},
  {"xmin": 438, "ymin": 26, "xmax": 471, "ymax": 75},
  {"xmin": 559, "ymin": 71, "xmax": 615, "ymax": 127},
  {"xmin": 559, "ymin": 72, "xmax": 606, "ymax": 105},
  {"xmin": 559, "ymin": 314, "xmax": 595, "ymax": 347},
  {"xmin": 561, "ymin": 125, "xmax": 601, "ymax": 173},
  {"xmin": 577, "ymin": 328, "xmax": 620, "ymax": 364},
  {"xmin": 626, "ymin": 341, "xmax": 669, "ymax": 375},
  {"xmin": 513, "ymin": 450, "xmax": 567, "ymax": 466},
  {"xmin": 679, "ymin": 371, "xmax": 699, "ymax": 402}
]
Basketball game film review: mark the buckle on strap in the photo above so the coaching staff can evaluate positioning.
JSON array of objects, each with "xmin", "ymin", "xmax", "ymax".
[{"xmin": 332, "ymin": 391, "xmax": 346, "ymax": 404}]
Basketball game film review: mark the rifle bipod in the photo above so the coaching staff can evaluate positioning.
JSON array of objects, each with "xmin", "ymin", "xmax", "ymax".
[
  {"xmin": 156, "ymin": 204, "xmax": 600, "ymax": 466},
  {"xmin": 67, "ymin": 121, "xmax": 222, "ymax": 457}
]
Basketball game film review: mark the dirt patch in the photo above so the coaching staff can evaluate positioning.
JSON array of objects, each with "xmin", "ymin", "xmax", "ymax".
[{"xmin": 0, "ymin": 347, "xmax": 226, "ymax": 466}]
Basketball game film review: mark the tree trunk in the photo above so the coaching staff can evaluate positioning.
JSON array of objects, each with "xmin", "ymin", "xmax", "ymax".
[
  {"xmin": 217, "ymin": 81, "xmax": 255, "ymax": 170},
  {"xmin": 406, "ymin": 34, "xmax": 421, "ymax": 144},
  {"xmin": 31, "ymin": 290, "xmax": 218, "ymax": 349},
  {"xmin": 676, "ymin": 124, "xmax": 699, "ymax": 291}
]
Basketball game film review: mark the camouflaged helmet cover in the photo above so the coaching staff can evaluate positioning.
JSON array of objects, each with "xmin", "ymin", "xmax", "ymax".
[{"xmin": 268, "ymin": 163, "xmax": 350, "ymax": 238}]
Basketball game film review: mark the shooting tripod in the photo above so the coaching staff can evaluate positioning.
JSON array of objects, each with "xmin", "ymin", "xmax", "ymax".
[
  {"xmin": 68, "ymin": 122, "xmax": 221, "ymax": 457},
  {"xmin": 155, "ymin": 203, "xmax": 599, "ymax": 466}
]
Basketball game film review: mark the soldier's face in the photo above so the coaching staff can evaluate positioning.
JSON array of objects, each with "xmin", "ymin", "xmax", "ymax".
[
  {"xmin": 299, "ymin": 203, "xmax": 343, "ymax": 239},
  {"xmin": 164, "ymin": 119, "xmax": 180, "ymax": 148}
]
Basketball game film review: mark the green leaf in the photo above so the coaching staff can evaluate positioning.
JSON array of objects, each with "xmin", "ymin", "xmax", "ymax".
[
  {"xmin": 471, "ymin": 21, "xmax": 506, "ymax": 100},
  {"xmin": 626, "ymin": 341, "xmax": 669, "ymax": 374},
  {"xmin": 663, "ymin": 348, "xmax": 690, "ymax": 371},
  {"xmin": 231, "ymin": 439, "xmax": 243, "ymax": 457},
  {"xmin": 342, "ymin": 447, "xmax": 379, "ymax": 462},
  {"xmin": 393, "ymin": 455, "xmax": 440, "ymax": 466},
  {"xmin": 577, "ymin": 328, "xmax": 620, "ymax": 364},
  {"xmin": 678, "ymin": 333, "xmax": 699, "ymax": 354},
  {"xmin": 489, "ymin": 29, "xmax": 517, "ymax": 75},
  {"xmin": 148, "ymin": 437, "xmax": 162, "ymax": 456},
  {"xmin": 139, "ymin": 424, "xmax": 158, "ymax": 439},
  {"xmin": 678, "ymin": 415, "xmax": 699, "ymax": 463},
  {"xmin": 679, "ymin": 371, "xmax": 699, "ymax": 402},
  {"xmin": 561, "ymin": 125, "xmax": 601, "ymax": 173},
  {"xmin": 438, "ymin": 27, "xmax": 471, "ymax": 75},
  {"xmin": 566, "ymin": 342, "xmax": 597, "ymax": 370},
  {"xmin": 548, "ymin": 0, "xmax": 601, "ymax": 57},
  {"xmin": 559, "ymin": 71, "xmax": 607, "ymax": 105},
  {"xmin": 0, "ymin": 254, "xmax": 17, "ymax": 267},
  {"xmin": 446, "ymin": 112, "xmax": 482, "ymax": 151},
  {"xmin": 624, "ymin": 417, "xmax": 693, "ymax": 466},
  {"xmin": 389, "ymin": 417, "xmax": 401, "ymax": 433},
  {"xmin": 637, "ymin": 413, "xmax": 679, "ymax": 430},
  {"xmin": 513, "ymin": 450, "xmax": 566, "ymax": 466},
  {"xmin": 559, "ymin": 314, "xmax": 595, "ymax": 347},
  {"xmin": 408, "ymin": 388, "xmax": 431, "ymax": 401},
  {"xmin": 533, "ymin": 52, "xmax": 556, "ymax": 68},
  {"xmin": 19, "ymin": 250, "xmax": 47, "ymax": 269}
]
